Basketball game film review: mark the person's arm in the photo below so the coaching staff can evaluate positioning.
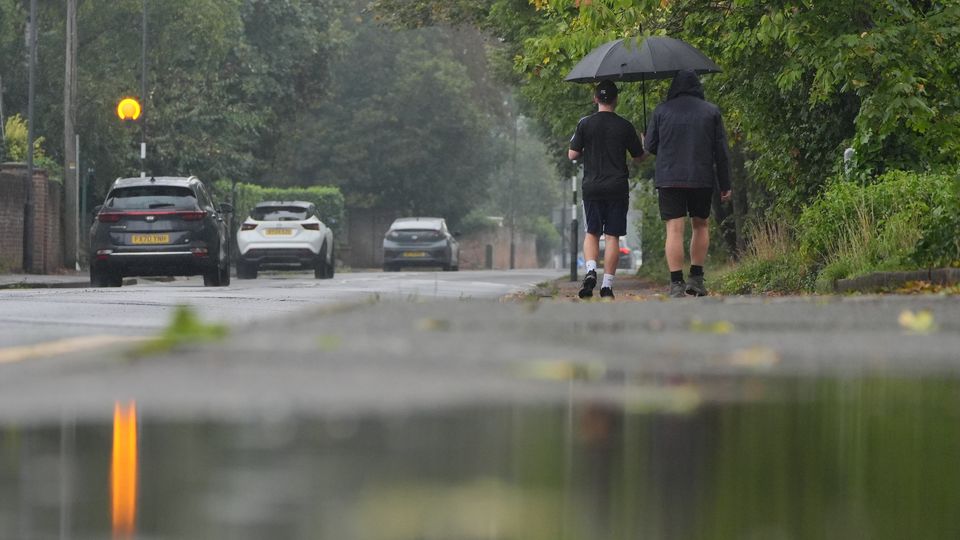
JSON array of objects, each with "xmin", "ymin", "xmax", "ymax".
[
  {"xmin": 628, "ymin": 124, "xmax": 646, "ymax": 163},
  {"xmin": 714, "ymin": 112, "xmax": 732, "ymax": 201},
  {"xmin": 643, "ymin": 114, "xmax": 659, "ymax": 156},
  {"xmin": 569, "ymin": 118, "xmax": 585, "ymax": 161}
]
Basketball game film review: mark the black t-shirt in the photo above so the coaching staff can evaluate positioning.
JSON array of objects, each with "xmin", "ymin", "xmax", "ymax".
[{"xmin": 569, "ymin": 111, "xmax": 643, "ymax": 200}]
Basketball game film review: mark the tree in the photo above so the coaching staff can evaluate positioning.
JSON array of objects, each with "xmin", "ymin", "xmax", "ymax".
[{"xmin": 271, "ymin": 12, "xmax": 501, "ymax": 226}]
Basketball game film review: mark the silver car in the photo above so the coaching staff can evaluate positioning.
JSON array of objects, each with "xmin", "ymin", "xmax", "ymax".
[{"xmin": 382, "ymin": 217, "xmax": 460, "ymax": 271}]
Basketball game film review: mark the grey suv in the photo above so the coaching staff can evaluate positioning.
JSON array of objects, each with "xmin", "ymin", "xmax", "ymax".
[{"xmin": 89, "ymin": 176, "xmax": 232, "ymax": 287}]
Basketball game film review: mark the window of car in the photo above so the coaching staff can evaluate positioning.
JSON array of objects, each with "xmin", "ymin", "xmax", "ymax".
[
  {"xmin": 105, "ymin": 186, "xmax": 198, "ymax": 210},
  {"xmin": 250, "ymin": 206, "xmax": 311, "ymax": 221}
]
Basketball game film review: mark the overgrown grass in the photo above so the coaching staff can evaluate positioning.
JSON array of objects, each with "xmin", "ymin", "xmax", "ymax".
[
  {"xmin": 714, "ymin": 222, "xmax": 815, "ymax": 294},
  {"xmin": 716, "ymin": 169, "xmax": 958, "ymax": 294}
]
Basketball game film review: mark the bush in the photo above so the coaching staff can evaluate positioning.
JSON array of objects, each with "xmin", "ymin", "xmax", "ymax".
[
  {"xmin": 798, "ymin": 170, "xmax": 955, "ymax": 269},
  {"xmin": 914, "ymin": 173, "xmax": 960, "ymax": 268},
  {"xmin": 212, "ymin": 180, "xmax": 344, "ymax": 237}
]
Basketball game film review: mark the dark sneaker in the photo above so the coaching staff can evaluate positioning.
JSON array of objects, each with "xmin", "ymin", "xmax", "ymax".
[
  {"xmin": 578, "ymin": 270, "xmax": 597, "ymax": 298},
  {"xmin": 669, "ymin": 281, "xmax": 687, "ymax": 298},
  {"xmin": 599, "ymin": 287, "xmax": 614, "ymax": 299},
  {"xmin": 686, "ymin": 274, "xmax": 708, "ymax": 296}
]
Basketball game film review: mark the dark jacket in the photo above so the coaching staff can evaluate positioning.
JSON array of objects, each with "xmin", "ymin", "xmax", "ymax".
[{"xmin": 644, "ymin": 70, "xmax": 731, "ymax": 191}]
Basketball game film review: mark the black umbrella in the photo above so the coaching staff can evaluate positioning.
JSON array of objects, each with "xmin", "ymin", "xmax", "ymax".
[{"xmin": 564, "ymin": 36, "xmax": 722, "ymax": 128}]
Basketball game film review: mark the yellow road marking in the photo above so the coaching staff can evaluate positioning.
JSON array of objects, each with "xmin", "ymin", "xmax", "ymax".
[{"xmin": 0, "ymin": 335, "xmax": 148, "ymax": 364}]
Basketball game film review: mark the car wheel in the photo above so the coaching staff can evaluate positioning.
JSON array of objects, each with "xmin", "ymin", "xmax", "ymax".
[
  {"xmin": 219, "ymin": 262, "xmax": 231, "ymax": 286},
  {"xmin": 323, "ymin": 244, "xmax": 335, "ymax": 279},
  {"xmin": 236, "ymin": 260, "xmax": 256, "ymax": 279},
  {"xmin": 90, "ymin": 265, "xmax": 106, "ymax": 287},
  {"xmin": 107, "ymin": 271, "xmax": 124, "ymax": 287}
]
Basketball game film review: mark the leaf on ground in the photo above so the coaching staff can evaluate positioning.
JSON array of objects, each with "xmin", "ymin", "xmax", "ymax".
[
  {"xmin": 898, "ymin": 309, "xmax": 937, "ymax": 334},
  {"xmin": 690, "ymin": 318, "xmax": 735, "ymax": 334},
  {"xmin": 726, "ymin": 346, "xmax": 781, "ymax": 369}
]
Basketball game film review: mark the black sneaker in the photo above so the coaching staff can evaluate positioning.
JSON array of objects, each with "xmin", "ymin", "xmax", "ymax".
[
  {"xmin": 578, "ymin": 270, "xmax": 597, "ymax": 298},
  {"xmin": 669, "ymin": 281, "xmax": 687, "ymax": 298},
  {"xmin": 686, "ymin": 274, "xmax": 708, "ymax": 296},
  {"xmin": 599, "ymin": 287, "xmax": 614, "ymax": 299}
]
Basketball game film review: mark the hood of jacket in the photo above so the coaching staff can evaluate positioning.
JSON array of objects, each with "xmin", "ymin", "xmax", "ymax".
[{"xmin": 667, "ymin": 69, "xmax": 705, "ymax": 101}]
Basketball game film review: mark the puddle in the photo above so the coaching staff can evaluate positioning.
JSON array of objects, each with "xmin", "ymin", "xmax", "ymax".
[{"xmin": 2, "ymin": 376, "xmax": 959, "ymax": 539}]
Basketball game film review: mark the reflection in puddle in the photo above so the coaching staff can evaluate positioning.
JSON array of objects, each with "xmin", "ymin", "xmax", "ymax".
[
  {"xmin": 111, "ymin": 402, "xmax": 137, "ymax": 539},
  {"xmin": 1, "ymin": 377, "xmax": 959, "ymax": 539}
]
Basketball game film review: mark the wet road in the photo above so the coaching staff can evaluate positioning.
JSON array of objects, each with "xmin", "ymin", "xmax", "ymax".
[{"xmin": 0, "ymin": 269, "xmax": 560, "ymax": 349}]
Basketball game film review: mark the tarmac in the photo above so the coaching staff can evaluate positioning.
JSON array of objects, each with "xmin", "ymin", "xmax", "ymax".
[{"xmin": 2, "ymin": 267, "xmax": 959, "ymax": 294}]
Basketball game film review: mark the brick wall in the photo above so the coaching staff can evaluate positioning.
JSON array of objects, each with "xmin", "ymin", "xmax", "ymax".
[
  {"xmin": 458, "ymin": 227, "xmax": 538, "ymax": 270},
  {"xmin": 0, "ymin": 163, "xmax": 62, "ymax": 273}
]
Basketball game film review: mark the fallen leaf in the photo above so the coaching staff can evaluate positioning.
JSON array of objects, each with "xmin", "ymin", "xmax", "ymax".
[{"xmin": 898, "ymin": 309, "xmax": 936, "ymax": 334}]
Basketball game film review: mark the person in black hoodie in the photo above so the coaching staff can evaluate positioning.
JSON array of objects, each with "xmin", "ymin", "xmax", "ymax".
[
  {"xmin": 644, "ymin": 69, "xmax": 732, "ymax": 298},
  {"xmin": 569, "ymin": 80, "xmax": 647, "ymax": 299}
]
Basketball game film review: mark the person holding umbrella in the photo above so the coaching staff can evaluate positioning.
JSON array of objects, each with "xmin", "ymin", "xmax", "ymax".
[
  {"xmin": 643, "ymin": 69, "xmax": 732, "ymax": 298},
  {"xmin": 568, "ymin": 80, "xmax": 647, "ymax": 299}
]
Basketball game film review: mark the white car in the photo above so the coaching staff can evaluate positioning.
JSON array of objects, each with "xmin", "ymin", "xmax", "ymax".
[{"xmin": 236, "ymin": 201, "xmax": 334, "ymax": 279}]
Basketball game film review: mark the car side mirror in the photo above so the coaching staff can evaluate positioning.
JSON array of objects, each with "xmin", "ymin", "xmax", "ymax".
[{"xmin": 219, "ymin": 202, "xmax": 234, "ymax": 214}]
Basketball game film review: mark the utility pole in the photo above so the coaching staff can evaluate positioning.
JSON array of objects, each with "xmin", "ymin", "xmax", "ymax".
[
  {"xmin": 140, "ymin": 0, "xmax": 147, "ymax": 177},
  {"xmin": 509, "ymin": 102, "xmax": 517, "ymax": 270},
  {"xmin": 24, "ymin": 0, "xmax": 38, "ymax": 272},
  {"xmin": 64, "ymin": 0, "xmax": 79, "ymax": 269}
]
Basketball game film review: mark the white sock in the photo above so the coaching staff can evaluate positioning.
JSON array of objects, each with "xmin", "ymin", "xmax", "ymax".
[
  {"xmin": 585, "ymin": 260, "xmax": 597, "ymax": 273},
  {"xmin": 602, "ymin": 274, "xmax": 614, "ymax": 289}
]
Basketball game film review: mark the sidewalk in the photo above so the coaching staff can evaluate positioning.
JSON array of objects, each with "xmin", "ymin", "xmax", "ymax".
[{"xmin": 0, "ymin": 270, "xmax": 91, "ymax": 289}]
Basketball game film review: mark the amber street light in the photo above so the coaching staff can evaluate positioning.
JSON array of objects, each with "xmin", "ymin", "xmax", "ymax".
[{"xmin": 116, "ymin": 98, "xmax": 142, "ymax": 121}]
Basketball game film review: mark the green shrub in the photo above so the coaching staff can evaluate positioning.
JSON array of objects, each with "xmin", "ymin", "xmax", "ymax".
[
  {"xmin": 212, "ymin": 180, "xmax": 344, "ymax": 237},
  {"xmin": 914, "ymin": 173, "xmax": 960, "ymax": 268},
  {"xmin": 530, "ymin": 215, "xmax": 560, "ymax": 267},
  {"xmin": 798, "ymin": 170, "xmax": 957, "ymax": 281}
]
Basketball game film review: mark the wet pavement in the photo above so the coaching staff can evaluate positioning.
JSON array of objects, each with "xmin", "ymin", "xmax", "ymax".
[
  {"xmin": 2, "ymin": 290, "xmax": 960, "ymax": 538},
  {"xmin": 4, "ymin": 376, "xmax": 960, "ymax": 539}
]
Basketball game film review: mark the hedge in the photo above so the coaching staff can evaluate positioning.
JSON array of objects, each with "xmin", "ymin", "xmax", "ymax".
[{"xmin": 212, "ymin": 180, "xmax": 344, "ymax": 237}]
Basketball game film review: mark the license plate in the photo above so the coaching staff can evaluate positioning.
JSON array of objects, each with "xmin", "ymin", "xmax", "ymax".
[
  {"xmin": 264, "ymin": 228, "xmax": 293, "ymax": 236},
  {"xmin": 131, "ymin": 233, "xmax": 170, "ymax": 245},
  {"xmin": 402, "ymin": 251, "xmax": 428, "ymax": 258}
]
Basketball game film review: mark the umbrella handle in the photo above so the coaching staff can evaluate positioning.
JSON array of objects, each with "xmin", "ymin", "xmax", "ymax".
[{"xmin": 642, "ymin": 78, "xmax": 648, "ymax": 133}]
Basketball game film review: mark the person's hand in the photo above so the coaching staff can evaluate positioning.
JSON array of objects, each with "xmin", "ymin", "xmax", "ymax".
[{"xmin": 720, "ymin": 190, "xmax": 732, "ymax": 202}]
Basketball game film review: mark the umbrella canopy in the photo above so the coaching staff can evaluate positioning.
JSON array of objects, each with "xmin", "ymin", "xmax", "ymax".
[{"xmin": 564, "ymin": 36, "xmax": 721, "ymax": 83}]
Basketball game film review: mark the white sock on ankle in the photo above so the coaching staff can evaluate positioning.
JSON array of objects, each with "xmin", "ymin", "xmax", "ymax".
[
  {"xmin": 585, "ymin": 260, "xmax": 597, "ymax": 273},
  {"xmin": 602, "ymin": 274, "xmax": 614, "ymax": 289}
]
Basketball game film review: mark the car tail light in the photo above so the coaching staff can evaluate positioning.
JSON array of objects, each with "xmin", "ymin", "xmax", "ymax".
[
  {"xmin": 240, "ymin": 223, "xmax": 257, "ymax": 231},
  {"xmin": 97, "ymin": 213, "xmax": 123, "ymax": 223},
  {"xmin": 191, "ymin": 247, "xmax": 209, "ymax": 257},
  {"xmin": 178, "ymin": 211, "xmax": 207, "ymax": 221},
  {"xmin": 96, "ymin": 249, "xmax": 113, "ymax": 260},
  {"xmin": 301, "ymin": 223, "xmax": 320, "ymax": 231},
  {"xmin": 620, "ymin": 247, "xmax": 631, "ymax": 255}
]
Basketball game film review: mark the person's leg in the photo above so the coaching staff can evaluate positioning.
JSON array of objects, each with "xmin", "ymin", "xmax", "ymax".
[
  {"xmin": 603, "ymin": 234, "xmax": 619, "ymax": 280},
  {"xmin": 690, "ymin": 217, "xmax": 709, "ymax": 266},
  {"xmin": 583, "ymin": 232, "xmax": 600, "ymax": 269},
  {"xmin": 579, "ymin": 200, "xmax": 602, "ymax": 298},
  {"xmin": 685, "ymin": 188, "xmax": 714, "ymax": 297},
  {"xmin": 665, "ymin": 218, "xmax": 686, "ymax": 273}
]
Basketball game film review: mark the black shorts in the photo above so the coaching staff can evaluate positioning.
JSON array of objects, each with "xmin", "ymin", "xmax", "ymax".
[
  {"xmin": 583, "ymin": 198, "xmax": 628, "ymax": 237},
  {"xmin": 658, "ymin": 188, "xmax": 713, "ymax": 220}
]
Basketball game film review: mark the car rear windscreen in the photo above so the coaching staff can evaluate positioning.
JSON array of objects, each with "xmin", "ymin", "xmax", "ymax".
[
  {"xmin": 105, "ymin": 186, "xmax": 198, "ymax": 210},
  {"xmin": 250, "ymin": 207, "xmax": 310, "ymax": 221}
]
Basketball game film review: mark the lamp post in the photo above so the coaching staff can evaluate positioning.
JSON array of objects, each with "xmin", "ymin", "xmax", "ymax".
[{"xmin": 140, "ymin": 0, "xmax": 148, "ymax": 177}]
